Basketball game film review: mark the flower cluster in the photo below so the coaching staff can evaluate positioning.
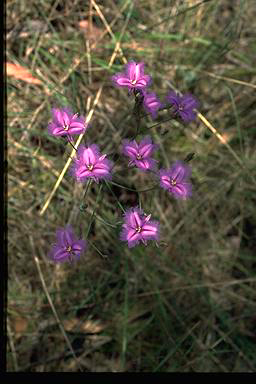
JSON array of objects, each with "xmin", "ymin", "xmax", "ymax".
[
  {"xmin": 112, "ymin": 60, "xmax": 199, "ymax": 122},
  {"xmin": 47, "ymin": 60, "xmax": 198, "ymax": 260}
]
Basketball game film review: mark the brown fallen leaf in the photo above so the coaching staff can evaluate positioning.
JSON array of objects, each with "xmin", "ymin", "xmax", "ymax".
[
  {"xmin": 6, "ymin": 62, "xmax": 42, "ymax": 85},
  {"xmin": 219, "ymin": 132, "xmax": 235, "ymax": 144},
  {"xmin": 13, "ymin": 316, "xmax": 28, "ymax": 339},
  {"xmin": 78, "ymin": 20, "xmax": 103, "ymax": 43},
  {"xmin": 122, "ymin": 41, "xmax": 149, "ymax": 52},
  {"xmin": 63, "ymin": 318, "xmax": 106, "ymax": 333}
]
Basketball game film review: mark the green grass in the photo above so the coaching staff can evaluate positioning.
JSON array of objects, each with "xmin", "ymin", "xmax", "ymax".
[{"xmin": 7, "ymin": 0, "xmax": 256, "ymax": 372}]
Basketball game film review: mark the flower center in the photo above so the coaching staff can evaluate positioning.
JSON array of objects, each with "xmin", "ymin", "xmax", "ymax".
[
  {"xmin": 131, "ymin": 79, "xmax": 137, "ymax": 85},
  {"xmin": 136, "ymin": 226, "xmax": 142, "ymax": 233},
  {"xmin": 136, "ymin": 153, "xmax": 142, "ymax": 160},
  {"xmin": 178, "ymin": 104, "xmax": 184, "ymax": 111},
  {"xmin": 171, "ymin": 179, "xmax": 177, "ymax": 186},
  {"xmin": 87, "ymin": 164, "xmax": 94, "ymax": 171},
  {"xmin": 63, "ymin": 123, "xmax": 69, "ymax": 131},
  {"xmin": 66, "ymin": 245, "xmax": 72, "ymax": 252}
]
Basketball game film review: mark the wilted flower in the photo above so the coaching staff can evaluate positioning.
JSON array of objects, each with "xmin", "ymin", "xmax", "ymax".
[
  {"xmin": 48, "ymin": 107, "xmax": 87, "ymax": 139},
  {"xmin": 48, "ymin": 225, "xmax": 86, "ymax": 263},
  {"xmin": 159, "ymin": 161, "xmax": 192, "ymax": 199},
  {"xmin": 71, "ymin": 144, "xmax": 113, "ymax": 183},
  {"xmin": 143, "ymin": 91, "xmax": 163, "ymax": 119},
  {"xmin": 122, "ymin": 136, "xmax": 158, "ymax": 171},
  {"xmin": 166, "ymin": 92, "xmax": 199, "ymax": 122},
  {"xmin": 120, "ymin": 207, "xmax": 159, "ymax": 248},
  {"xmin": 112, "ymin": 61, "xmax": 151, "ymax": 91}
]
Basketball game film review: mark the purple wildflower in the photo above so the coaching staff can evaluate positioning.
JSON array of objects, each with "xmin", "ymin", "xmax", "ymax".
[
  {"xmin": 122, "ymin": 136, "xmax": 158, "ymax": 171},
  {"xmin": 48, "ymin": 225, "xmax": 86, "ymax": 263},
  {"xmin": 166, "ymin": 92, "xmax": 199, "ymax": 122},
  {"xmin": 48, "ymin": 107, "xmax": 87, "ymax": 139},
  {"xmin": 71, "ymin": 144, "xmax": 113, "ymax": 183},
  {"xmin": 143, "ymin": 91, "xmax": 163, "ymax": 119},
  {"xmin": 159, "ymin": 161, "xmax": 192, "ymax": 199},
  {"xmin": 112, "ymin": 61, "xmax": 151, "ymax": 92},
  {"xmin": 120, "ymin": 207, "xmax": 160, "ymax": 248}
]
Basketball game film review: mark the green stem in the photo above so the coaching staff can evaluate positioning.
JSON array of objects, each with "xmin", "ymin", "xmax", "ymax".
[
  {"xmin": 121, "ymin": 251, "xmax": 129, "ymax": 370},
  {"xmin": 79, "ymin": 179, "xmax": 92, "ymax": 211},
  {"xmin": 85, "ymin": 183, "xmax": 103, "ymax": 238},
  {"xmin": 140, "ymin": 116, "xmax": 175, "ymax": 135},
  {"xmin": 67, "ymin": 136, "xmax": 77, "ymax": 151},
  {"xmin": 109, "ymin": 180, "xmax": 158, "ymax": 193},
  {"xmin": 87, "ymin": 239, "xmax": 108, "ymax": 259},
  {"xmin": 104, "ymin": 180, "xmax": 126, "ymax": 214}
]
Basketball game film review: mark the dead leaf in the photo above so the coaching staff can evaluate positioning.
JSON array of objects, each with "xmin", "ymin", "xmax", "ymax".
[
  {"xmin": 122, "ymin": 41, "xmax": 148, "ymax": 52},
  {"xmin": 63, "ymin": 318, "xmax": 78, "ymax": 331},
  {"xmin": 63, "ymin": 318, "xmax": 106, "ymax": 333},
  {"xmin": 13, "ymin": 316, "xmax": 28, "ymax": 339},
  {"xmin": 78, "ymin": 20, "xmax": 103, "ymax": 42},
  {"xmin": 220, "ymin": 132, "xmax": 234, "ymax": 144},
  {"xmin": 81, "ymin": 320, "xmax": 106, "ymax": 333},
  {"xmin": 6, "ymin": 62, "xmax": 42, "ymax": 85}
]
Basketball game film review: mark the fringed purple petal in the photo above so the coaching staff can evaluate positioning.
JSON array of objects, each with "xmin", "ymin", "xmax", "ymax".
[
  {"xmin": 134, "ymin": 159, "xmax": 151, "ymax": 170},
  {"xmin": 48, "ymin": 123, "xmax": 66, "ymax": 136},
  {"xmin": 166, "ymin": 91, "xmax": 181, "ymax": 107},
  {"xmin": 141, "ymin": 220, "xmax": 159, "ymax": 241},
  {"xmin": 135, "ymin": 75, "xmax": 151, "ymax": 88},
  {"xmin": 115, "ymin": 75, "xmax": 132, "ymax": 87},
  {"xmin": 126, "ymin": 61, "xmax": 137, "ymax": 80},
  {"xmin": 170, "ymin": 182, "xmax": 192, "ymax": 200},
  {"xmin": 159, "ymin": 169, "xmax": 171, "ymax": 190},
  {"xmin": 138, "ymin": 136, "xmax": 155, "ymax": 157},
  {"xmin": 122, "ymin": 139, "xmax": 139, "ymax": 159},
  {"xmin": 182, "ymin": 94, "xmax": 199, "ymax": 110},
  {"xmin": 74, "ymin": 166, "xmax": 92, "ymax": 181},
  {"xmin": 82, "ymin": 147, "xmax": 97, "ymax": 165},
  {"xmin": 170, "ymin": 161, "xmax": 191, "ymax": 182},
  {"xmin": 49, "ymin": 245, "xmax": 70, "ymax": 262},
  {"xmin": 72, "ymin": 239, "xmax": 87, "ymax": 256}
]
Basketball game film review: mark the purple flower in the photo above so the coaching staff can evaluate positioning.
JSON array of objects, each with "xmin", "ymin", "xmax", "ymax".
[
  {"xmin": 120, "ymin": 207, "xmax": 159, "ymax": 248},
  {"xmin": 71, "ymin": 144, "xmax": 113, "ymax": 183},
  {"xmin": 122, "ymin": 136, "xmax": 158, "ymax": 171},
  {"xmin": 112, "ymin": 61, "xmax": 151, "ymax": 92},
  {"xmin": 159, "ymin": 161, "xmax": 192, "ymax": 199},
  {"xmin": 48, "ymin": 225, "xmax": 86, "ymax": 263},
  {"xmin": 48, "ymin": 107, "xmax": 87, "ymax": 139},
  {"xmin": 166, "ymin": 92, "xmax": 199, "ymax": 122},
  {"xmin": 143, "ymin": 91, "xmax": 163, "ymax": 119}
]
